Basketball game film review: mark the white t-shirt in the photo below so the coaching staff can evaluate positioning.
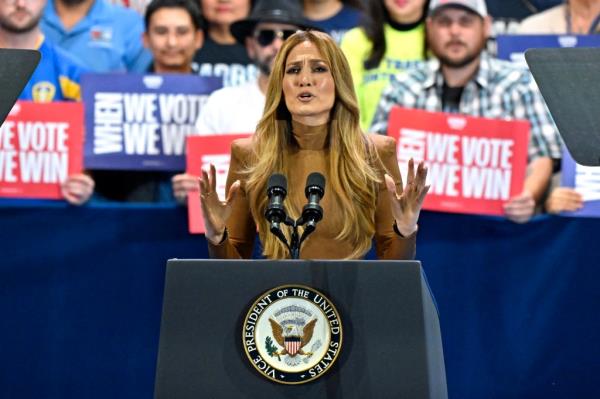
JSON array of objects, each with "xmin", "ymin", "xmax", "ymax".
[
  {"xmin": 517, "ymin": 5, "xmax": 566, "ymax": 34},
  {"xmin": 195, "ymin": 80, "xmax": 265, "ymax": 135}
]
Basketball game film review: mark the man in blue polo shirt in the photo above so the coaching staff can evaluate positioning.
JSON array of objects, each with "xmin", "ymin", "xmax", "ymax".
[{"xmin": 41, "ymin": 0, "xmax": 151, "ymax": 72}]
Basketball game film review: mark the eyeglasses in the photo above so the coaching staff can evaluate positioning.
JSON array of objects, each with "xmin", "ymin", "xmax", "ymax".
[{"xmin": 254, "ymin": 29, "xmax": 297, "ymax": 47}]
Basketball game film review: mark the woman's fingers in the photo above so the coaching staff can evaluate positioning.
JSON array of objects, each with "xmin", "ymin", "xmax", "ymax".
[
  {"xmin": 199, "ymin": 168, "xmax": 210, "ymax": 197},
  {"xmin": 417, "ymin": 184, "xmax": 430, "ymax": 205},
  {"xmin": 415, "ymin": 161, "xmax": 427, "ymax": 185},
  {"xmin": 210, "ymin": 164, "xmax": 217, "ymax": 192},
  {"xmin": 406, "ymin": 158, "xmax": 415, "ymax": 187}
]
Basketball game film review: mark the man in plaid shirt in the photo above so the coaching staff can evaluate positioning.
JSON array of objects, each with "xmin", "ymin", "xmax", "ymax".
[{"xmin": 370, "ymin": 0, "xmax": 562, "ymax": 223}]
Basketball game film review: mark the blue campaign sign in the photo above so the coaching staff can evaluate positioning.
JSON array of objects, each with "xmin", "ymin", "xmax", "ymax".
[
  {"xmin": 497, "ymin": 35, "xmax": 600, "ymax": 64},
  {"xmin": 560, "ymin": 146, "xmax": 600, "ymax": 217},
  {"xmin": 82, "ymin": 74, "xmax": 222, "ymax": 171}
]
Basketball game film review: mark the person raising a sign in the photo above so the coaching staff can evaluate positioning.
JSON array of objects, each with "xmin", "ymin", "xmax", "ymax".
[
  {"xmin": 0, "ymin": 0, "xmax": 94, "ymax": 205},
  {"xmin": 370, "ymin": 0, "xmax": 563, "ymax": 223},
  {"xmin": 198, "ymin": 30, "xmax": 429, "ymax": 260}
]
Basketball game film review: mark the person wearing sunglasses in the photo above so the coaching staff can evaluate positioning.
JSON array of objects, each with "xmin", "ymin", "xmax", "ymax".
[{"xmin": 171, "ymin": 0, "xmax": 319, "ymax": 203}]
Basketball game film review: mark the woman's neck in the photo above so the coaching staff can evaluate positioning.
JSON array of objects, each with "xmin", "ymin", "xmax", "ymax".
[
  {"xmin": 291, "ymin": 119, "xmax": 329, "ymax": 150},
  {"xmin": 303, "ymin": 0, "xmax": 343, "ymax": 21},
  {"xmin": 208, "ymin": 24, "xmax": 236, "ymax": 44}
]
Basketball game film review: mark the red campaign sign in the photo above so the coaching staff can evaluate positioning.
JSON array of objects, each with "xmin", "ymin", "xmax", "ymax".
[
  {"xmin": 387, "ymin": 107, "xmax": 530, "ymax": 216},
  {"xmin": 186, "ymin": 133, "xmax": 251, "ymax": 234},
  {"xmin": 0, "ymin": 101, "xmax": 84, "ymax": 199}
]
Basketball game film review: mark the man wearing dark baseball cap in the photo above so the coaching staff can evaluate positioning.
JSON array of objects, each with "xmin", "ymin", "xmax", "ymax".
[
  {"xmin": 370, "ymin": 0, "xmax": 563, "ymax": 224},
  {"xmin": 173, "ymin": 0, "xmax": 319, "ymax": 201}
]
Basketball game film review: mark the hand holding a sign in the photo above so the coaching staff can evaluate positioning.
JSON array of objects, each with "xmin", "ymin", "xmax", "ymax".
[
  {"xmin": 385, "ymin": 159, "xmax": 430, "ymax": 236},
  {"xmin": 172, "ymin": 173, "xmax": 200, "ymax": 204},
  {"xmin": 545, "ymin": 187, "xmax": 583, "ymax": 214},
  {"xmin": 61, "ymin": 173, "xmax": 94, "ymax": 205},
  {"xmin": 199, "ymin": 164, "xmax": 240, "ymax": 244},
  {"xmin": 503, "ymin": 190, "xmax": 536, "ymax": 223}
]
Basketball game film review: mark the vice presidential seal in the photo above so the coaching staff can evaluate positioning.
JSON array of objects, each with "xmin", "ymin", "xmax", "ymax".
[{"xmin": 242, "ymin": 285, "xmax": 343, "ymax": 384}]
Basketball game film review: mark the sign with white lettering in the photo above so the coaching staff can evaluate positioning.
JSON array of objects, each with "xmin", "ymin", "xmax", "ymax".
[
  {"xmin": 186, "ymin": 133, "xmax": 251, "ymax": 234},
  {"xmin": 82, "ymin": 73, "xmax": 221, "ymax": 171},
  {"xmin": 387, "ymin": 107, "xmax": 530, "ymax": 216},
  {"xmin": 0, "ymin": 101, "xmax": 83, "ymax": 199},
  {"xmin": 560, "ymin": 147, "xmax": 600, "ymax": 217}
]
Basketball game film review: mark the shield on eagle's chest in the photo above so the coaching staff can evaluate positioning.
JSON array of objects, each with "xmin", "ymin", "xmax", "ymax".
[{"xmin": 284, "ymin": 337, "xmax": 302, "ymax": 356}]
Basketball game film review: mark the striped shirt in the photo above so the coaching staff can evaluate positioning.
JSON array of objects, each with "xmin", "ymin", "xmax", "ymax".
[{"xmin": 370, "ymin": 52, "xmax": 563, "ymax": 161}]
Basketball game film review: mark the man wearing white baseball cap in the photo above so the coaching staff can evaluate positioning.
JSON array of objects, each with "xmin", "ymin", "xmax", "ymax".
[
  {"xmin": 428, "ymin": 0, "xmax": 488, "ymax": 18},
  {"xmin": 370, "ymin": 0, "xmax": 563, "ymax": 224}
]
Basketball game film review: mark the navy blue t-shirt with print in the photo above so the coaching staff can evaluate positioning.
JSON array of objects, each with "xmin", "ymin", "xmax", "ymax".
[
  {"xmin": 193, "ymin": 36, "xmax": 258, "ymax": 87},
  {"xmin": 307, "ymin": 5, "xmax": 362, "ymax": 43}
]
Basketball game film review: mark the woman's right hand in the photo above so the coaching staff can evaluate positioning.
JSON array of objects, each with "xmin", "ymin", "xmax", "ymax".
[{"xmin": 199, "ymin": 164, "xmax": 240, "ymax": 244}]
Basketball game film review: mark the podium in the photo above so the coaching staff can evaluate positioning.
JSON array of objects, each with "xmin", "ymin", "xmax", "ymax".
[
  {"xmin": 154, "ymin": 260, "xmax": 447, "ymax": 399},
  {"xmin": 0, "ymin": 48, "xmax": 40, "ymax": 125}
]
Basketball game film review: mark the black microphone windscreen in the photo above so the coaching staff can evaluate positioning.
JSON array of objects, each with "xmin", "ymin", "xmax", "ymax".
[
  {"xmin": 307, "ymin": 172, "xmax": 325, "ymax": 189},
  {"xmin": 306, "ymin": 172, "xmax": 325, "ymax": 197},
  {"xmin": 267, "ymin": 173, "xmax": 287, "ymax": 192}
]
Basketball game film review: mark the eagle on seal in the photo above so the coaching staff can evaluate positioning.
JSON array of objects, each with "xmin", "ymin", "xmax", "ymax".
[{"xmin": 268, "ymin": 318, "xmax": 317, "ymax": 360}]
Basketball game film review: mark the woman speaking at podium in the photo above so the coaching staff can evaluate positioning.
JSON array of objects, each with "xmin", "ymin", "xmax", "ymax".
[{"xmin": 199, "ymin": 30, "xmax": 429, "ymax": 260}]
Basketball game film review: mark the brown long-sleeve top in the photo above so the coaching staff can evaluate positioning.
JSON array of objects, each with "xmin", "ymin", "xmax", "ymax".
[{"xmin": 208, "ymin": 121, "xmax": 417, "ymax": 260}]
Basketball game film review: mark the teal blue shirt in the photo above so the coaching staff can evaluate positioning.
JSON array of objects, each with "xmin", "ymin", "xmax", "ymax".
[{"xmin": 41, "ymin": 0, "xmax": 151, "ymax": 73}]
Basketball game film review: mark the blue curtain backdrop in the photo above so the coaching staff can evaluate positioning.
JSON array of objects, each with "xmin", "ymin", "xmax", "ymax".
[{"xmin": 0, "ymin": 201, "xmax": 598, "ymax": 398}]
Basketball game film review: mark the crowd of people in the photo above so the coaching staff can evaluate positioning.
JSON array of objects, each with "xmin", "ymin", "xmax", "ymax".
[{"xmin": 2, "ymin": 0, "xmax": 599, "ymax": 226}]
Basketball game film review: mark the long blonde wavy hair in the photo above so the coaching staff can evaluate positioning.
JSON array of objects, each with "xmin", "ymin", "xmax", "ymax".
[{"xmin": 245, "ymin": 30, "xmax": 383, "ymax": 259}]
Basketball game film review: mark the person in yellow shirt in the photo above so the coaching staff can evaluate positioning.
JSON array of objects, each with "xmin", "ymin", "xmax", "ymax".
[{"xmin": 340, "ymin": 0, "xmax": 429, "ymax": 131}]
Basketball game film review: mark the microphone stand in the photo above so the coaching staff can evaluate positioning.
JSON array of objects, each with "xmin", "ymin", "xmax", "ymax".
[
  {"xmin": 281, "ymin": 217, "xmax": 301, "ymax": 259},
  {"xmin": 282, "ymin": 216, "xmax": 318, "ymax": 260}
]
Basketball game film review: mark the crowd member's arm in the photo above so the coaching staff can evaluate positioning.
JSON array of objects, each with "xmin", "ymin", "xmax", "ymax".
[
  {"xmin": 172, "ymin": 91, "xmax": 225, "ymax": 204},
  {"xmin": 61, "ymin": 173, "xmax": 94, "ymax": 205},
  {"xmin": 201, "ymin": 140, "xmax": 256, "ymax": 258},
  {"xmin": 503, "ymin": 71, "xmax": 564, "ymax": 223},
  {"xmin": 372, "ymin": 135, "xmax": 428, "ymax": 260},
  {"xmin": 503, "ymin": 157, "xmax": 553, "ymax": 223}
]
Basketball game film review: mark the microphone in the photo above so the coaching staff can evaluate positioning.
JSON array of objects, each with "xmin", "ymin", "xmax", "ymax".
[
  {"xmin": 300, "ymin": 172, "xmax": 325, "ymax": 235},
  {"xmin": 265, "ymin": 174, "xmax": 291, "ymax": 250}
]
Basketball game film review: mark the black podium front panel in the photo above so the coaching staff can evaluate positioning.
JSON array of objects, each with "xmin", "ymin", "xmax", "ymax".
[{"xmin": 154, "ymin": 260, "xmax": 447, "ymax": 399}]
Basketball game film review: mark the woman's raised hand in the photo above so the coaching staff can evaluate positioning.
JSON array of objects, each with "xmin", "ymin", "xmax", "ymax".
[
  {"xmin": 385, "ymin": 158, "xmax": 429, "ymax": 237},
  {"xmin": 199, "ymin": 164, "xmax": 240, "ymax": 244}
]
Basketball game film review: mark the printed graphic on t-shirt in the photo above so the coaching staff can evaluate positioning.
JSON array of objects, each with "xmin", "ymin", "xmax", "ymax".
[{"xmin": 197, "ymin": 63, "xmax": 258, "ymax": 88}]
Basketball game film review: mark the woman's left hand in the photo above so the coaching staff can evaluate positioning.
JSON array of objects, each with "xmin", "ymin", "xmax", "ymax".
[{"xmin": 385, "ymin": 158, "xmax": 429, "ymax": 237}]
